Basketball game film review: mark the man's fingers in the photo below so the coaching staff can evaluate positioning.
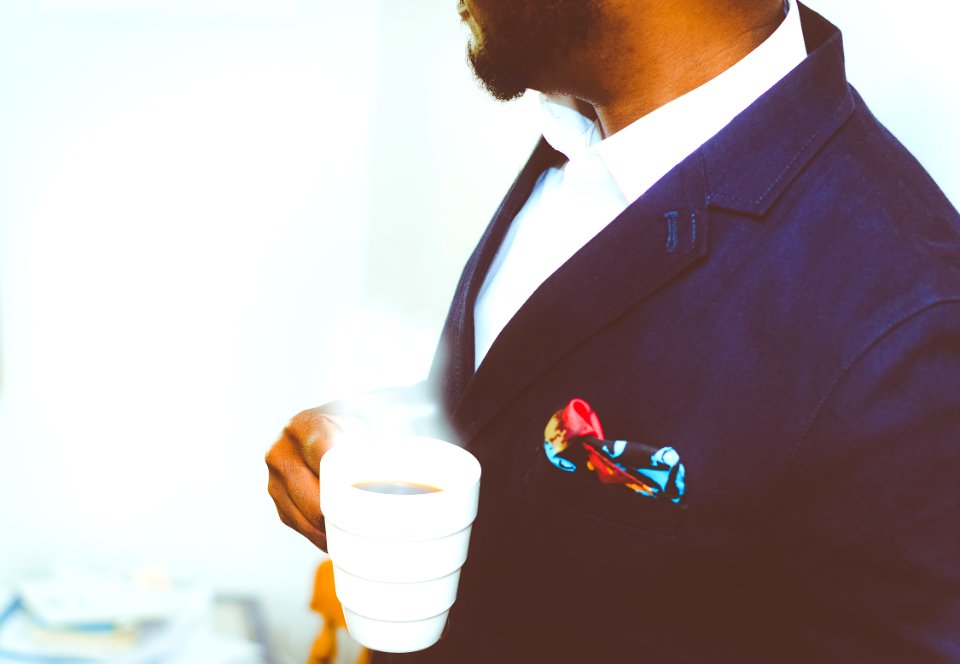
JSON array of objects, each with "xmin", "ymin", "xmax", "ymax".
[
  {"xmin": 266, "ymin": 433, "xmax": 328, "ymax": 548},
  {"xmin": 265, "ymin": 407, "xmax": 344, "ymax": 550},
  {"xmin": 267, "ymin": 477, "xmax": 327, "ymax": 550},
  {"xmin": 277, "ymin": 451, "xmax": 324, "ymax": 528},
  {"xmin": 266, "ymin": 446, "xmax": 327, "ymax": 549}
]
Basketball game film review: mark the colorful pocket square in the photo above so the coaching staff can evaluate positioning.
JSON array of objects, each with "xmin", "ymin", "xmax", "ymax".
[{"xmin": 544, "ymin": 398, "xmax": 685, "ymax": 503}]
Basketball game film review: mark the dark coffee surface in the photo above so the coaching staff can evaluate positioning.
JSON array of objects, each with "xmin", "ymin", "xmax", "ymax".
[{"xmin": 352, "ymin": 480, "xmax": 441, "ymax": 495}]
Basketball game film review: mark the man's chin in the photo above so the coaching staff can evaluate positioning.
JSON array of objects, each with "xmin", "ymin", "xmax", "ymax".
[{"xmin": 467, "ymin": 47, "xmax": 528, "ymax": 102}]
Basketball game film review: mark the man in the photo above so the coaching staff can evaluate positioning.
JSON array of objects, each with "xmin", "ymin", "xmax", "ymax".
[{"xmin": 267, "ymin": 0, "xmax": 960, "ymax": 660}]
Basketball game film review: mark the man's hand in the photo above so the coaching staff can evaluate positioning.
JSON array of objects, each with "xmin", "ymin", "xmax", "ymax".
[{"xmin": 265, "ymin": 407, "xmax": 343, "ymax": 551}]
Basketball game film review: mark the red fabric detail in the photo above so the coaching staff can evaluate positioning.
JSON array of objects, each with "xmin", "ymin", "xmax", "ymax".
[
  {"xmin": 584, "ymin": 444, "xmax": 633, "ymax": 485},
  {"xmin": 560, "ymin": 398, "xmax": 605, "ymax": 440}
]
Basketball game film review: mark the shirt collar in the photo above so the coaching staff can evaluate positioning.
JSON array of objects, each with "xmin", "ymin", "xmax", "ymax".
[{"xmin": 538, "ymin": 0, "xmax": 807, "ymax": 203}]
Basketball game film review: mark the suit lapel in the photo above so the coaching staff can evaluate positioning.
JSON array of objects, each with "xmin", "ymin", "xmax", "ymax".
[{"xmin": 452, "ymin": 153, "xmax": 710, "ymax": 443}]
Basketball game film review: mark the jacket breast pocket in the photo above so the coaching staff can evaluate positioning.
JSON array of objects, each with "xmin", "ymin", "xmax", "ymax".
[{"xmin": 522, "ymin": 445, "xmax": 686, "ymax": 538}]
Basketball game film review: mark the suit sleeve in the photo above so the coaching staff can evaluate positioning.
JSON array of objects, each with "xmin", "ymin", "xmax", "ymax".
[{"xmin": 774, "ymin": 300, "xmax": 960, "ymax": 662}]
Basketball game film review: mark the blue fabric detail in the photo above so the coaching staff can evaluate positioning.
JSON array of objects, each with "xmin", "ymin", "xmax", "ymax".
[
  {"xmin": 602, "ymin": 440, "xmax": 628, "ymax": 458},
  {"xmin": 544, "ymin": 440, "xmax": 577, "ymax": 472}
]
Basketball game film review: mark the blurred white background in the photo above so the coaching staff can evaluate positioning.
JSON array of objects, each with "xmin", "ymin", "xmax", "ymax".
[{"xmin": 0, "ymin": 0, "xmax": 956, "ymax": 661}]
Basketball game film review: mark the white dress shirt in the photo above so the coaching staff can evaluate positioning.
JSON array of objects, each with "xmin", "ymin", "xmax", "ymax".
[{"xmin": 474, "ymin": 0, "xmax": 807, "ymax": 369}]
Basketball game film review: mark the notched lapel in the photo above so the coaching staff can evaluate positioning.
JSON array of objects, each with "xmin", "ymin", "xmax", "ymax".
[
  {"xmin": 453, "ymin": 154, "xmax": 711, "ymax": 443},
  {"xmin": 703, "ymin": 4, "xmax": 854, "ymax": 217}
]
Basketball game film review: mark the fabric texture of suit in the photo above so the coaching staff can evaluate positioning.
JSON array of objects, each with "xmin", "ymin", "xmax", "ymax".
[{"xmin": 375, "ymin": 5, "xmax": 960, "ymax": 662}]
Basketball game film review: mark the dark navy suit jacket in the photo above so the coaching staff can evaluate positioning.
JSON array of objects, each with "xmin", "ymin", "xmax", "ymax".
[{"xmin": 380, "ymin": 5, "xmax": 960, "ymax": 662}]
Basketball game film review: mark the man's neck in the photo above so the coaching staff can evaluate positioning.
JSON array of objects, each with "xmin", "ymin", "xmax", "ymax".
[{"xmin": 570, "ymin": 1, "xmax": 787, "ymax": 137}]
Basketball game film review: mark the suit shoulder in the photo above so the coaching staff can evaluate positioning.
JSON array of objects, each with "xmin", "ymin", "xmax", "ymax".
[
  {"xmin": 807, "ymin": 90, "xmax": 959, "ymax": 236},
  {"xmin": 774, "ymin": 91, "xmax": 960, "ymax": 291}
]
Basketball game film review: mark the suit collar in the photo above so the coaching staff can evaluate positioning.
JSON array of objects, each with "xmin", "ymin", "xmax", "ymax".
[
  {"xmin": 432, "ymin": 4, "xmax": 856, "ymax": 445},
  {"xmin": 703, "ymin": 4, "xmax": 855, "ymax": 217}
]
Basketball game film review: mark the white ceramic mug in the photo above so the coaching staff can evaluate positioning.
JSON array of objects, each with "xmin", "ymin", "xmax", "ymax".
[{"xmin": 319, "ymin": 434, "xmax": 481, "ymax": 653}]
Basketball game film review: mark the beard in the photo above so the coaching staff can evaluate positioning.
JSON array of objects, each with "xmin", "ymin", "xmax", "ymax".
[{"xmin": 466, "ymin": 0, "xmax": 602, "ymax": 102}]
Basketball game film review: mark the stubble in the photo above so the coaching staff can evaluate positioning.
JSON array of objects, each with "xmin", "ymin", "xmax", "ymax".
[{"xmin": 466, "ymin": 0, "xmax": 603, "ymax": 101}]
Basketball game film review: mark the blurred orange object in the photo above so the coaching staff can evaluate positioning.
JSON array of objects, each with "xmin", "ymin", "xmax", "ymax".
[{"xmin": 307, "ymin": 558, "xmax": 371, "ymax": 664}]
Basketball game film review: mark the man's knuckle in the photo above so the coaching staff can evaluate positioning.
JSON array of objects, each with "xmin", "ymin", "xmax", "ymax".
[
  {"xmin": 286, "ymin": 408, "xmax": 335, "ymax": 445},
  {"xmin": 286, "ymin": 408, "xmax": 316, "ymax": 434},
  {"xmin": 266, "ymin": 479, "xmax": 280, "ymax": 501},
  {"xmin": 280, "ymin": 423, "xmax": 300, "ymax": 447}
]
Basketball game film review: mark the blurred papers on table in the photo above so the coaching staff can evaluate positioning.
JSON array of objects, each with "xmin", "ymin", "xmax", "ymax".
[{"xmin": 0, "ymin": 565, "xmax": 269, "ymax": 664}]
